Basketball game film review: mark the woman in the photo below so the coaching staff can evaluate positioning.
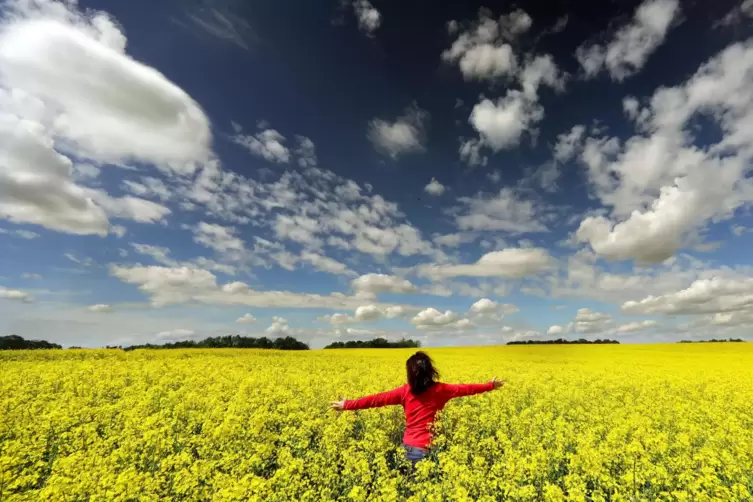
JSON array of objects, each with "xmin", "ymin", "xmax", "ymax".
[{"xmin": 330, "ymin": 351, "xmax": 504, "ymax": 468}]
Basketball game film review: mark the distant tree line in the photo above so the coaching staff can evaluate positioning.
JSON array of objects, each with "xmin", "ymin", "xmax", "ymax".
[
  {"xmin": 0, "ymin": 335, "xmax": 62, "ymax": 350},
  {"xmin": 118, "ymin": 335, "xmax": 309, "ymax": 351},
  {"xmin": 678, "ymin": 338, "xmax": 746, "ymax": 343},
  {"xmin": 323, "ymin": 338, "xmax": 421, "ymax": 349},
  {"xmin": 507, "ymin": 338, "xmax": 620, "ymax": 345}
]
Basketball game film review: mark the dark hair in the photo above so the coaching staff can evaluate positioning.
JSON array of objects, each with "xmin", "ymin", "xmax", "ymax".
[{"xmin": 406, "ymin": 351, "xmax": 439, "ymax": 395}]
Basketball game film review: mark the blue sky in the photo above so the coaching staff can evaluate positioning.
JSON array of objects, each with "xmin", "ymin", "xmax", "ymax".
[{"xmin": 1, "ymin": 0, "xmax": 753, "ymax": 348}]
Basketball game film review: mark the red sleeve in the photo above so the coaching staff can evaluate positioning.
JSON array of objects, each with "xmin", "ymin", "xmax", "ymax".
[
  {"xmin": 438, "ymin": 382, "xmax": 494, "ymax": 401},
  {"xmin": 343, "ymin": 386, "xmax": 404, "ymax": 410}
]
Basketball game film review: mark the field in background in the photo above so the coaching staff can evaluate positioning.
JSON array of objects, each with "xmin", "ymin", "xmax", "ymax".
[{"xmin": 1, "ymin": 345, "xmax": 752, "ymax": 501}]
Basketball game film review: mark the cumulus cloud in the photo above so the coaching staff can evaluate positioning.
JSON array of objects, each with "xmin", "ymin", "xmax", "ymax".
[
  {"xmin": 468, "ymin": 92, "xmax": 543, "ymax": 152},
  {"xmin": 236, "ymin": 313, "xmax": 256, "ymax": 324},
  {"xmin": 469, "ymin": 298, "xmax": 518, "ymax": 316},
  {"xmin": 614, "ymin": 320, "xmax": 656, "ymax": 333},
  {"xmin": 265, "ymin": 316, "xmax": 290, "ymax": 336},
  {"xmin": 87, "ymin": 304, "xmax": 112, "ymax": 313},
  {"xmin": 575, "ymin": 41, "xmax": 753, "ymax": 263},
  {"xmin": 109, "ymin": 264, "xmax": 408, "ymax": 311},
  {"xmin": 192, "ymin": 222, "xmax": 245, "ymax": 255},
  {"xmin": 294, "ymin": 136, "xmax": 317, "ymax": 168},
  {"xmin": 410, "ymin": 308, "xmax": 474, "ymax": 331},
  {"xmin": 622, "ymin": 278, "xmax": 753, "ymax": 316},
  {"xmin": 575, "ymin": 0, "xmax": 680, "ymax": 80},
  {"xmin": 444, "ymin": 8, "xmax": 564, "ymax": 163},
  {"xmin": 0, "ymin": 3, "xmax": 211, "ymax": 168},
  {"xmin": 417, "ymin": 248, "xmax": 553, "ymax": 280},
  {"xmin": 0, "ymin": 1, "xmax": 211, "ymax": 235},
  {"xmin": 300, "ymin": 252, "xmax": 355, "ymax": 277},
  {"xmin": 715, "ymin": 0, "xmax": 753, "ymax": 27},
  {"xmin": 453, "ymin": 187, "xmax": 548, "ymax": 233},
  {"xmin": 155, "ymin": 328, "xmax": 197, "ymax": 342},
  {"xmin": 547, "ymin": 325, "xmax": 565, "ymax": 335},
  {"xmin": 424, "ymin": 178, "xmax": 446, "ymax": 196},
  {"xmin": 0, "ymin": 286, "xmax": 31, "ymax": 302},
  {"xmin": 459, "ymin": 138, "xmax": 488, "ymax": 166},
  {"xmin": 368, "ymin": 105, "xmax": 428, "ymax": 159},
  {"xmin": 352, "ymin": 0, "xmax": 380, "ymax": 36},
  {"xmin": 553, "ymin": 125, "xmax": 586, "ymax": 163},
  {"xmin": 351, "ymin": 273, "xmax": 419, "ymax": 296},
  {"xmin": 233, "ymin": 126, "xmax": 290, "ymax": 164},
  {"xmin": 570, "ymin": 307, "xmax": 612, "ymax": 334},
  {"xmin": 354, "ymin": 304, "xmax": 382, "ymax": 322},
  {"xmin": 441, "ymin": 8, "xmax": 532, "ymax": 81}
]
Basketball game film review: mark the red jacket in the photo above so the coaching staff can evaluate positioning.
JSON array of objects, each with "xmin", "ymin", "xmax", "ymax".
[{"xmin": 343, "ymin": 381, "xmax": 494, "ymax": 449}]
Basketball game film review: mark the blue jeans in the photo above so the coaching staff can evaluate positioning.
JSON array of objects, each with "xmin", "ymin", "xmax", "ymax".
[{"xmin": 403, "ymin": 443, "xmax": 430, "ymax": 469}]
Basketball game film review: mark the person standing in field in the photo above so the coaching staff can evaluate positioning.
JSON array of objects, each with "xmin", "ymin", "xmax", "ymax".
[{"xmin": 329, "ymin": 351, "xmax": 504, "ymax": 469}]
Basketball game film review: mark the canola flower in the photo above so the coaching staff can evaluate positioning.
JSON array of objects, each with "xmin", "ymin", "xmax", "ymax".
[{"xmin": 1, "ymin": 344, "xmax": 752, "ymax": 501}]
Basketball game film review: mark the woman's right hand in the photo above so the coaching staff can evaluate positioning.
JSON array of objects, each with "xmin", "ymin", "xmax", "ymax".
[{"xmin": 491, "ymin": 376, "xmax": 505, "ymax": 390}]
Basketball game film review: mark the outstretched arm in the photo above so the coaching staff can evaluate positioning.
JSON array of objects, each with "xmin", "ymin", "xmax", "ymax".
[
  {"xmin": 330, "ymin": 386, "xmax": 403, "ymax": 411},
  {"xmin": 440, "ymin": 376, "xmax": 504, "ymax": 401}
]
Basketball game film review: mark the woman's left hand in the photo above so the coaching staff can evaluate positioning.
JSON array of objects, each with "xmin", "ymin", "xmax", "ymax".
[{"xmin": 329, "ymin": 397, "xmax": 346, "ymax": 411}]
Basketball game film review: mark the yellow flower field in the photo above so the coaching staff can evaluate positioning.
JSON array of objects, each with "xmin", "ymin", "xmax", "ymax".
[{"xmin": 1, "ymin": 344, "xmax": 752, "ymax": 501}]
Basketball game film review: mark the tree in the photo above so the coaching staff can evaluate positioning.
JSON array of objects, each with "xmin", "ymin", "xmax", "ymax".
[
  {"xmin": 323, "ymin": 338, "xmax": 421, "ymax": 349},
  {"xmin": 0, "ymin": 335, "xmax": 62, "ymax": 350}
]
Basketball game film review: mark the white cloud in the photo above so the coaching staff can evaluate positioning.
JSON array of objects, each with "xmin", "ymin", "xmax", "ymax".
[
  {"xmin": 0, "ymin": 2, "xmax": 210, "ymax": 235},
  {"xmin": 0, "ymin": 286, "xmax": 31, "ymax": 302},
  {"xmin": 351, "ymin": 273, "xmax": 418, "ymax": 296},
  {"xmin": 73, "ymin": 163, "xmax": 100, "ymax": 179},
  {"xmin": 622, "ymin": 278, "xmax": 753, "ymax": 316},
  {"xmin": 575, "ymin": 41, "xmax": 753, "ymax": 263},
  {"xmin": 352, "ymin": 0, "xmax": 380, "ymax": 36},
  {"xmin": 519, "ymin": 54, "xmax": 564, "ymax": 99},
  {"xmin": 368, "ymin": 105, "xmax": 428, "ymax": 159},
  {"xmin": 547, "ymin": 325, "xmax": 565, "ymax": 335},
  {"xmin": 432, "ymin": 232, "xmax": 476, "ymax": 248},
  {"xmin": 469, "ymin": 298, "xmax": 498, "ymax": 314},
  {"xmin": 453, "ymin": 187, "xmax": 548, "ymax": 233},
  {"xmin": 459, "ymin": 138, "xmax": 488, "ymax": 166},
  {"xmin": 445, "ymin": 9, "xmax": 564, "ymax": 164},
  {"xmin": 300, "ymin": 251, "xmax": 355, "ymax": 277},
  {"xmin": 575, "ymin": 0, "xmax": 681, "ymax": 80},
  {"xmin": 294, "ymin": 136, "xmax": 317, "ymax": 168},
  {"xmin": 0, "ymin": 104, "xmax": 109, "ymax": 235},
  {"xmin": 424, "ymin": 178, "xmax": 446, "ymax": 196},
  {"xmin": 109, "ymin": 265, "xmax": 407, "ymax": 311},
  {"xmin": 384, "ymin": 305, "xmax": 406, "ymax": 319},
  {"xmin": 236, "ymin": 313, "xmax": 257, "ymax": 324},
  {"xmin": 265, "ymin": 316, "xmax": 290, "ymax": 336},
  {"xmin": 192, "ymin": 222, "xmax": 245, "ymax": 254},
  {"xmin": 553, "ymin": 125, "xmax": 586, "ymax": 163},
  {"xmin": 468, "ymin": 93, "xmax": 543, "ymax": 151},
  {"xmin": 416, "ymin": 248, "xmax": 553, "ymax": 280},
  {"xmin": 233, "ymin": 127, "xmax": 291, "ymax": 164},
  {"xmin": 716, "ymin": 0, "xmax": 753, "ymax": 26},
  {"xmin": 410, "ymin": 308, "xmax": 475, "ymax": 331},
  {"xmin": 354, "ymin": 304, "xmax": 382, "ymax": 321},
  {"xmin": 155, "ymin": 328, "xmax": 197, "ymax": 342},
  {"xmin": 0, "ymin": 5, "xmax": 211, "ymax": 169},
  {"xmin": 87, "ymin": 304, "xmax": 112, "ymax": 313},
  {"xmin": 21, "ymin": 273, "xmax": 41, "ymax": 279},
  {"xmin": 85, "ymin": 189, "xmax": 171, "ymax": 224},
  {"xmin": 614, "ymin": 320, "xmax": 656, "ymax": 333},
  {"xmin": 183, "ymin": 7, "xmax": 254, "ymax": 50},
  {"xmin": 122, "ymin": 177, "xmax": 171, "ymax": 201},
  {"xmin": 441, "ymin": 8, "xmax": 532, "ymax": 81},
  {"xmin": 131, "ymin": 243, "xmax": 174, "ymax": 265},
  {"xmin": 570, "ymin": 307, "xmax": 612, "ymax": 334},
  {"xmin": 0, "ymin": 227, "xmax": 40, "ymax": 239}
]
